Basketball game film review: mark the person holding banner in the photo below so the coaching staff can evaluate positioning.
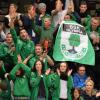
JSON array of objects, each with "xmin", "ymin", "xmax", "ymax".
[{"xmin": 51, "ymin": 0, "xmax": 74, "ymax": 27}]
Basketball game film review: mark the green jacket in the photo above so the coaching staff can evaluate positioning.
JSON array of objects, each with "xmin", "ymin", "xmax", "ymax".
[
  {"xmin": 0, "ymin": 62, "xmax": 6, "ymax": 77},
  {"xmin": 81, "ymin": 15, "xmax": 91, "ymax": 27},
  {"xmin": 46, "ymin": 73, "xmax": 73, "ymax": 100},
  {"xmin": 32, "ymin": 18, "xmax": 54, "ymax": 42},
  {"xmin": 40, "ymin": 26, "xmax": 54, "ymax": 41},
  {"xmin": 28, "ymin": 55, "xmax": 49, "ymax": 70},
  {"xmin": 85, "ymin": 25, "xmax": 100, "ymax": 38},
  {"xmin": 0, "ymin": 42, "xmax": 17, "ymax": 66},
  {"xmin": 10, "ymin": 63, "xmax": 31, "ymax": 97},
  {"xmin": 30, "ymin": 72, "xmax": 48, "ymax": 100},
  {"xmin": 0, "ymin": 63, "xmax": 11, "ymax": 100},
  {"xmin": 38, "ymin": 13, "xmax": 51, "ymax": 26},
  {"xmin": 10, "ymin": 28, "xmax": 35, "ymax": 61}
]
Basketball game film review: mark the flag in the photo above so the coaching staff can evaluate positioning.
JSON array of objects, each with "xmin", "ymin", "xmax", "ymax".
[{"xmin": 53, "ymin": 21, "xmax": 95, "ymax": 65}]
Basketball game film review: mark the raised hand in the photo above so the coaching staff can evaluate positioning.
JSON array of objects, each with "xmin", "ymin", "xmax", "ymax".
[
  {"xmin": 17, "ymin": 55, "xmax": 22, "ymax": 63},
  {"xmin": 45, "ymin": 68, "xmax": 51, "ymax": 75},
  {"xmin": 67, "ymin": 69, "xmax": 73, "ymax": 76},
  {"xmin": 8, "ymin": 19, "xmax": 14, "ymax": 28}
]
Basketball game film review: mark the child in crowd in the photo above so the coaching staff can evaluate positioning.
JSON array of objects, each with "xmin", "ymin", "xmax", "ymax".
[{"xmin": 72, "ymin": 88, "xmax": 83, "ymax": 100}]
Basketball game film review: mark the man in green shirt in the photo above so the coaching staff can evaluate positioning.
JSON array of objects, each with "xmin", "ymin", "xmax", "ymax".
[{"xmin": 9, "ymin": 21, "xmax": 35, "ymax": 66}]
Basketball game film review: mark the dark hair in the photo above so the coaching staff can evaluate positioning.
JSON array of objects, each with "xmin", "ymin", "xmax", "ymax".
[
  {"xmin": 32, "ymin": 60, "xmax": 45, "ymax": 74},
  {"xmin": 9, "ymin": 3, "xmax": 18, "ymax": 9},
  {"xmin": 19, "ymin": 28, "xmax": 26, "ymax": 32},
  {"xmin": 58, "ymin": 61, "xmax": 69, "ymax": 73},
  {"xmin": 24, "ymin": 4, "xmax": 35, "ymax": 13},
  {"xmin": 80, "ymin": 1, "xmax": 87, "ymax": 6},
  {"xmin": 72, "ymin": 88, "xmax": 82, "ymax": 100},
  {"xmin": 76, "ymin": 64, "xmax": 86, "ymax": 71},
  {"xmin": 6, "ymin": 33, "xmax": 12, "ymax": 38},
  {"xmin": 16, "ymin": 68, "xmax": 25, "ymax": 77},
  {"xmin": 65, "ymin": 13, "xmax": 73, "ymax": 19}
]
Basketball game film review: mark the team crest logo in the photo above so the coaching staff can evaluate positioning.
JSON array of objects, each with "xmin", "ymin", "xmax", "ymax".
[{"xmin": 59, "ymin": 22, "xmax": 88, "ymax": 60}]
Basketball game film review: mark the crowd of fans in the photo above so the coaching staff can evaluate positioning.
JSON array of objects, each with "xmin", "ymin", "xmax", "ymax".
[{"xmin": 0, "ymin": 0, "xmax": 100, "ymax": 100}]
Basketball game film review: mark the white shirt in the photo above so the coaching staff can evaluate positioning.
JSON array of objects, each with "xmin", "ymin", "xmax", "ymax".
[
  {"xmin": 52, "ymin": 10, "xmax": 67, "ymax": 27},
  {"xmin": 60, "ymin": 79, "xmax": 68, "ymax": 99}
]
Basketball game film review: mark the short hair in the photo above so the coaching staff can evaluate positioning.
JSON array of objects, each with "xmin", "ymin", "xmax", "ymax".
[
  {"xmin": 38, "ymin": 3, "xmax": 46, "ymax": 10},
  {"xmin": 35, "ymin": 43, "xmax": 43, "ymax": 50},
  {"xmin": 19, "ymin": 28, "xmax": 26, "ymax": 32},
  {"xmin": 80, "ymin": 1, "xmax": 87, "ymax": 6},
  {"xmin": 24, "ymin": 4, "xmax": 35, "ymax": 13},
  {"xmin": 35, "ymin": 43, "xmax": 43, "ymax": 48},
  {"xmin": 77, "ymin": 64, "xmax": 86, "ymax": 71},
  {"xmin": 44, "ymin": 16, "xmax": 52, "ymax": 22},
  {"xmin": 9, "ymin": 3, "xmax": 18, "ymax": 9}
]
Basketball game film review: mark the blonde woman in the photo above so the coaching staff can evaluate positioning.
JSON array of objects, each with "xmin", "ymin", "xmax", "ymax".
[{"xmin": 81, "ymin": 80, "xmax": 100, "ymax": 100}]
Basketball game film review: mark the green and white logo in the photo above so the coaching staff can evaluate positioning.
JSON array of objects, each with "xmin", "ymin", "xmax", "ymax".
[
  {"xmin": 60, "ymin": 22, "xmax": 88, "ymax": 60},
  {"xmin": 53, "ymin": 21, "xmax": 95, "ymax": 65}
]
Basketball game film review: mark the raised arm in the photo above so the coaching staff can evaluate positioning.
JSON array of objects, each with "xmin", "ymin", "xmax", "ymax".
[
  {"xmin": 9, "ymin": 20, "xmax": 18, "ymax": 46},
  {"xmin": 10, "ymin": 63, "xmax": 21, "ymax": 80}
]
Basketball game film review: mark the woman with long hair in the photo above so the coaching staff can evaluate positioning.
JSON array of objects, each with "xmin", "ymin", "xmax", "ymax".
[
  {"xmin": 30, "ymin": 60, "xmax": 50, "ymax": 100},
  {"xmin": 47, "ymin": 61, "xmax": 73, "ymax": 100}
]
